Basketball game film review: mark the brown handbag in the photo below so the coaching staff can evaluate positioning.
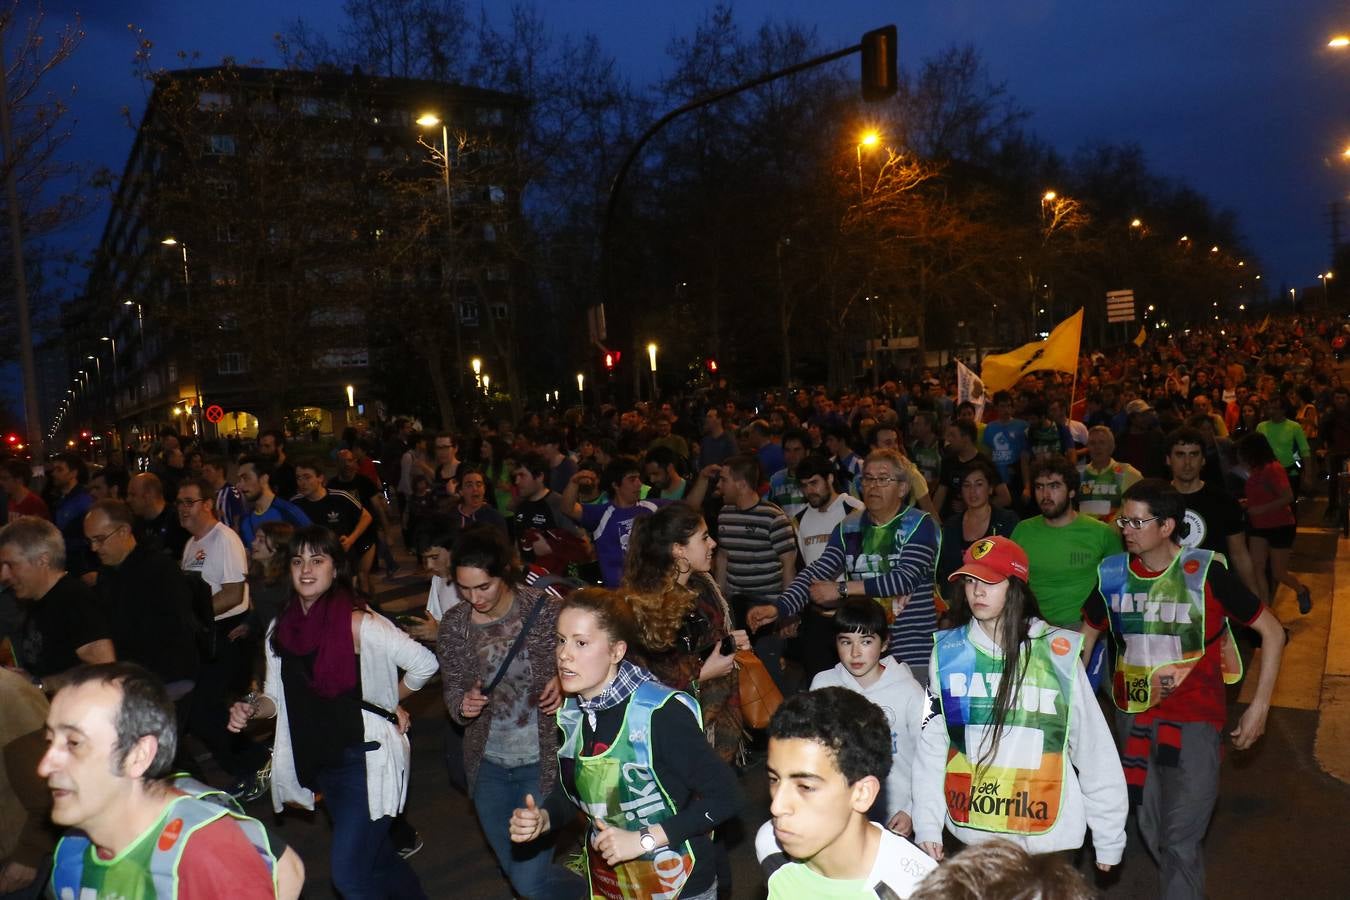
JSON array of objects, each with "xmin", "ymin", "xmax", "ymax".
[{"xmin": 735, "ymin": 649, "xmax": 783, "ymax": 729}]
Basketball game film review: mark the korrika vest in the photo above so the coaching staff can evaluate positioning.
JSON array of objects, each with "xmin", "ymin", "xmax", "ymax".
[
  {"xmin": 1097, "ymin": 549, "xmax": 1243, "ymax": 713},
  {"xmin": 1078, "ymin": 462, "xmax": 1129, "ymax": 520},
  {"xmin": 51, "ymin": 782, "xmax": 276, "ymax": 900},
  {"xmin": 839, "ymin": 506, "xmax": 931, "ymax": 620},
  {"xmin": 934, "ymin": 622, "xmax": 1079, "ymax": 836},
  {"xmin": 557, "ymin": 681, "xmax": 702, "ymax": 900}
]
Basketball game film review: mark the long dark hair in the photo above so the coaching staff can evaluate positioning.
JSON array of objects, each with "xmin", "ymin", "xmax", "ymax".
[
  {"xmin": 269, "ymin": 525, "xmax": 360, "ymax": 655},
  {"xmin": 951, "ymin": 574, "xmax": 1042, "ymax": 776}
]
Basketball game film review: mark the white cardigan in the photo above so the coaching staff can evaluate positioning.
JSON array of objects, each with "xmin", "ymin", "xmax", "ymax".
[{"xmin": 261, "ymin": 611, "xmax": 438, "ymax": 819}]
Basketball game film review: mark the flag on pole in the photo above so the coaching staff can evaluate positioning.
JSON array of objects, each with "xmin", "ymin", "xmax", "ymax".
[
  {"xmin": 955, "ymin": 359, "xmax": 986, "ymax": 423},
  {"xmin": 980, "ymin": 308, "xmax": 1084, "ymax": 393},
  {"xmin": 1257, "ymin": 314, "xmax": 1270, "ymax": 333},
  {"xmin": 1133, "ymin": 326, "xmax": 1146, "ymax": 347}
]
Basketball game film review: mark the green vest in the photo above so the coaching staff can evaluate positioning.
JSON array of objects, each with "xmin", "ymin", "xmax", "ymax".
[
  {"xmin": 1078, "ymin": 461, "xmax": 1130, "ymax": 520},
  {"xmin": 51, "ymin": 786, "xmax": 276, "ymax": 899},
  {"xmin": 839, "ymin": 506, "xmax": 932, "ymax": 618},
  {"xmin": 1097, "ymin": 549, "xmax": 1243, "ymax": 713},
  {"xmin": 933, "ymin": 621, "xmax": 1079, "ymax": 836},
  {"xmin": 557, "ymin": 681, "xmax": 702, "ymax": 900}
]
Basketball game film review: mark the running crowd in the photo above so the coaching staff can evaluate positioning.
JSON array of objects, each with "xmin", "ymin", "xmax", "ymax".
[{"xmin": 0, "ymin": 313, "xmax": 1343, "ymax": 899}]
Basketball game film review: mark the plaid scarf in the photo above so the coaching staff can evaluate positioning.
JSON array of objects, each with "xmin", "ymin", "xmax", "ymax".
[{"xmin": 577, "ymin": 660, "xmax": 653, "ymax": 729}]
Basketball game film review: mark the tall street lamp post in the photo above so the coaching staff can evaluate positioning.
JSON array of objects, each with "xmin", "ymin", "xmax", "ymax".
[
  {"xmin": 416, "ymin": 112, "xmax": 466, "ymax": 399},
  {"xmin": 161, "ymin": 236, "xmax": 204, "ymax": 439}
]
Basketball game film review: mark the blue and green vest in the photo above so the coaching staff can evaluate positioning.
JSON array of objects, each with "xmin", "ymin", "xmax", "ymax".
[
  {"xmin": 839, "ymin": 506, "xmax": 933, "ymax": 619},
  {"xmin": 51, "ymin": 777, "xmax": 276, "ymax": 899},
  {"xmin": 1097, "ymin": 548, "xmax": 1242, "ymax": 713},
  {"xmin": 933, "ymin": 621, "xmax": 1079, "ymax": 835},
  {"xmin": 1077, "ymin": 461, "xmax": 1131, "ymax": 521},
  {"xmin": 557, "ymin": 681, "xmax": 702, "ymax": 900}
]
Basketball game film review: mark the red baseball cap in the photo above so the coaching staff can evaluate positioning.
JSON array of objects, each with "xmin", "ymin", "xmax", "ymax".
[{"xmin": 947, "ymin": 536, "xmax": 1030, "ymax": 584}]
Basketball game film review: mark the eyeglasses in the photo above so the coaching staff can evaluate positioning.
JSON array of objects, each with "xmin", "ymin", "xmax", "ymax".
[
  {"xmin": 88, "ymin": 525, "xmax": 127, "ymax": 547},
  {"xmin": 860, "ymin": 475, "xmax": 902, "ymax": 486},
  {"xmin": 1115, "ymin": 515, "xmax": 1160, "ymax": 530},
  {"xmin": 175, "ymin": 498, "xmax": 207, "ymax": 508}
]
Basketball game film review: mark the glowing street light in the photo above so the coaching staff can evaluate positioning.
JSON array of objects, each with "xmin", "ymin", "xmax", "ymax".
[
  {"xmin": 1130, "ymin": 218, "xmax": 1142, "ymax": 229},
  {"xmin": 1330, "ymin": 35, "xmax": 1349, "ymax": 48},
  {"xmin": 471, "ymin": 357, "xmax": 482, "ymax": 376},
  {"xmin": 1042, "ymin": 190, "xmax": 1057, "ymax": 202},
  {"xmin": 856, "ymin": 130, "xmax": 881, "ymax": 199},
  {"xmin": 647, "ymin": 342, "xmax": 658, "ymax": 372},
  {"xmin": 345, "ymin": 384, "xmax": 355, "ymax": 407},
  {"xmin": 576, "ymin": 372, "xmax": 585, "ymax": 395}
]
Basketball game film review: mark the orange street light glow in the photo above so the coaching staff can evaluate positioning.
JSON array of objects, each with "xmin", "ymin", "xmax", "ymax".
[
  {"xmin": 1330, "ymin": 35, "xmax": 1350, "ymax": 48},
  {"xmin": 1042, "ymin": 190, "xmax": 1057, "ymax": 202},
  {"xmin": 859, "ymin": 131, "xmax": 880, "ymax": 147},
  {"xmin": 416, "ymin": 112, "xmax": 441, "ymax": 127}
]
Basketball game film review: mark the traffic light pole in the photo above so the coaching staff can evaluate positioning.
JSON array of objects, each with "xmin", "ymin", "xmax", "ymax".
[{"xmin": 597, "ymin": 26, "xmax": 897, "ymax": 398}]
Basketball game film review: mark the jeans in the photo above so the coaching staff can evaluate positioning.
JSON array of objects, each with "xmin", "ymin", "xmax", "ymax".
[
  {"xmin": 315, "ymin": 747, "xmax": 427, "ymax": 900},
  {"xmin": 473, "ymin": 758, "xmax": 586, "ymax": 900}
]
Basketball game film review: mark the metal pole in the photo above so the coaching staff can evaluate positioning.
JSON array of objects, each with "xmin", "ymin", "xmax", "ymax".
[{"xmin": 0, "ymin": 28, "xmax": 45, "ymax": 463}]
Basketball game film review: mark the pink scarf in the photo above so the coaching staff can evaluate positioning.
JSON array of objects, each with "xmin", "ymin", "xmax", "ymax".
[{"xmin": 275, "ymin": 587, "xmax": 364, "ymax": 699}]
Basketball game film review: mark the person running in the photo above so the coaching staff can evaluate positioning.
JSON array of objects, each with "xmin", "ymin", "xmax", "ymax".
[
  {"xmin": 1238, "ymin": 434, "xmax": 1312, "ymax": 614},
  {"xmin": 235, "ymin": 456, "xmax": 311, "ymax": 550},
  {"xmin": 1077, "ymin": 426, "xmax": 1141, "ymax": 522},
  {"xmin": 1256, "ymin": 398, "xmax": 1311, "ymax": 502},
  {"xmin": 227, "ymin": 526, "xmax": 437, "ymax": 899},
  {"xmin": 291, "ymin": 463, "xmax": 375, "ymax": 596},
  {"xmin": 508, "ymin": 587, "xmax": 742, "ymax": 900},
  {"xmin": 913, "ymin": 536, "xmax": 1126, "ymax": 869},
  {"xmin": 437, "ymin": 527, "xmax": 582, "ymax": 900},
  {"xmin": 755, "ymin": 688, "xmax": 936, "ymax": 898},
  {"xmin": 1079, "ymin": 479, "xmax": 1285, "ymax": 900},
  {"xmin": 1164, "ymin": 428, "xmax": 1259, "ymax": 596}
]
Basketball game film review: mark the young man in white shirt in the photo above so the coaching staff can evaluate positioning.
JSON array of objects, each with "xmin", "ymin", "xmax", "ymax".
[{"xmin": 757, "ymin": 688, "xmax": 936, "ymax": 899}]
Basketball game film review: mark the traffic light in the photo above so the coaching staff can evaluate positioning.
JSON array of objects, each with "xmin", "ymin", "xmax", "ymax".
[
  {"xmin": 706, "ymin": 358, "xmax": 718, "ymax": 373},
  {"xmin": 4, "ymin": 433, "xmax": 17, "ymax": 445},
  {"xmin": 80, "ymin": 430, "xmax": 91, "ymax": 439},
  {"xmin": 860, "ymin": 26, "xmax": 898, "ymax": 101},
  {"xmin": 603, "ymin": 349, "xmax": 621, "ymax": 371}
]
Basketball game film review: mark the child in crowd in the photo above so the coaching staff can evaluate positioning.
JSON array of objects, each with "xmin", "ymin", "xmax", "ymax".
[
  {"xmin": 809, "ymin": 598, "xmax": 927, "ymax": 836},
  {"xmin": 756, "ymin": 688, "xmax": 936, "ymax": 898},
  {"xmin": 913, "ymin": 536, "xmax": 1125, "ymax": 868}
]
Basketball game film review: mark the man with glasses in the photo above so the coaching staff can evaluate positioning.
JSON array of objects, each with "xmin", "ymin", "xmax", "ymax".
[
  {"xmin": 84, "ymin": 500, "xmax": 199, "ymax": 698},
  {"xmin": 176, "ymin": 478, "xmax": 257, "ymax": 793},
  {"xmin": 751, "ymin": 449, "xmax": 940, "ymax": 684},
  {"xmin": 1011, "ymin": 457, "xmax": 1121, "ymax": 628},
  {"xmin": 1080, "ymin": 479, "xmax": 1284, "ymax": 900}
]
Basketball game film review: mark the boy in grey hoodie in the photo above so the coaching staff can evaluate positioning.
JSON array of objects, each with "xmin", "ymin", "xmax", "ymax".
[{"xmin": 809, "ymin": 598, "xmax": 928, "ymax": 835}]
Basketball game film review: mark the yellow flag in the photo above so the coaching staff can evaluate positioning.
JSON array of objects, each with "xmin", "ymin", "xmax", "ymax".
[
  {"xmin": 1257, "ymin": 314, "xmax": 1270, "ymax": 333},
  {"xmin": 981, "ymin": 308, "xmax": 1084, "ymax": 393},
  {"xmin": 1133, "ymin": 326, "xmax": 1146, "ymax": 347}
]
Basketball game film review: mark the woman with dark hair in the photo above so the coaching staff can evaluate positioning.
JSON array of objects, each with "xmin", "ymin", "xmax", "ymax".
[
  {"xmin": 247, "ymin": 521, "xmax": 294, "ymax": 636},
  {"xmin": 508, "ymin": 588, "xmax": 742, "ymax": 900},
  {"xmin": 1239, "ymin": 433, "xmax": 1312, "ymax": 614},
  {"xmin": 227, "ymin": 525, "xmax": 437, "ymax": 899},
  {"xmin": 1231, "ymin": 400, "xmax": 1262, "ymax": 440},
  {"xmin": 913, "ymin": 536, "xmax": 1125, "ymax": 868},
  {"xmin": 436, "ymin": 526, "xmax": 581, "ymax": 900},
  {"xmin": 623, "ymin": 504, "xmax": 750, "ymax": 763},
  {"xmin": 936, "ymin": 458, "xmax": 1021, "ymax": 609},
  {"xmin": 471, "ymin": 436, "xmax": 515, "ymax": 512}
]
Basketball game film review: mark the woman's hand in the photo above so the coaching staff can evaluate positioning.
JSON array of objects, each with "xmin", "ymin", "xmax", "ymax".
[
  {"xmin": 538, "ymin": 676, "xmax": 563, "ymax": 715},
  {"xmin": 1096, "ymin": 862, "xmax": 1114, "ymax": 872},
  {"xmin": 698, "ymin": 641, "xmax": 736, "ymax": 682},
  {"xmin": 730, "ymin": 629, "xmax": 751, "ymax": 652},
  {"xmin": 919, "ymin": 841, "xmax": 944, "ymax": 862},
  {"xmin": 509, "ymin": 794, "xmax": 551, "ymax": 843},
  {"xmin": 401, "ymin": 613, "xmax": 438, "ymax": 643},
  {"xmin": 227, "ymin": 701, "xmax": 254, "ymax": 733},
  {"xmin": 591, "ymin": 819, "xmax": 648, "ymax": 866},
  {"xmin": 395, "ymin": 705, "xmax": 411, "ymax": 734},
  {"xmin": 461, "ymin": 681, "xmax": 489, "ymax": 719}
]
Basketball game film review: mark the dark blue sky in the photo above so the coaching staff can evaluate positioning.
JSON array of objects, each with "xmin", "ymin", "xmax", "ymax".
[{"xmin": 11, "ymin": 1, "xmax": 1349, "ymax": 419}]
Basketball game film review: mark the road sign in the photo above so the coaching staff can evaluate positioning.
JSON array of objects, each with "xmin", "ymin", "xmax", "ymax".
[
  {"xmin": 204, "ymin": 404, "xmax": 224, "ymax": 424},
  {"xmin": 1105, "ymin": 289, "xmax": 1136, "ymax": 323}
]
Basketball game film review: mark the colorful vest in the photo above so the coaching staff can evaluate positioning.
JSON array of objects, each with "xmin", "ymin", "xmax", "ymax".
[
  {"xmin": 1097, "ymin": 549, "xmax": 1243, "ymax": 713},
  {"xmin": 557, "ymin": 681, "xmax": 702, "ymax": 900},
  {"xmin": 1077, "ymin": 461, "xmax": 1130, "ymax": 520},
  {"xmin": 839, "ymin": 506, "xmax": 932, "ymax": 620},
  {"xmin": 51, "ymin": 785, "xmax": 276, "ymax": 900},
  {"xmin": 933, "ymin": 622, "xmax": 1079, "ymax": 836}
]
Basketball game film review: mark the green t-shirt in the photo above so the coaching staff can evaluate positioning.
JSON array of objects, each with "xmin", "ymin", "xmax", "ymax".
[
  {"xmin": 1256, "ymin": 419, "xmax": 1309, "ymax": 469},
  {"xmin": 1010, "ymin": 514, "xmax": 1122, "ymax": 627},
  {"xmin": 761, "ymin": 823, "xmax": 935, "ymax": 899}
]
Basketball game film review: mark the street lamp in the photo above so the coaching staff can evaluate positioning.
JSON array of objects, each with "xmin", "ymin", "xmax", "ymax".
[
  {"xmin": 101, "ymin": 336, "xmax": 118, "ymax": 384},
  {"xmin": 646, "ymin": 342, "xmax": 659, "ymax": 400},
  {"xmin": 1330, "ymin": 35, "xmax": 1349, "ymax": 48},
  {"xmin": 417, "ymin": 112, "xmax": 467, "ymax": 392},
  {"xmin": 346, "ymin": 384, "xmax": 355, "ymax": 408},
  {"xmin": 576, "ymin": 372, "xmax": 585, "ymax": 399},
  {"xmin": 1042, "ymin": 190, "xmax": 1057, "ymax": 203},
  {"xmin": 86, "ymin": 355, "xmax": 101, "ymax": 383},
  {"xmin": 1320, "ymin": 271, "xmax": 1335, "ymax": 304},
  {"xmin": 856, "ymin": 130, "xmax": 880, "ymax": 200}
]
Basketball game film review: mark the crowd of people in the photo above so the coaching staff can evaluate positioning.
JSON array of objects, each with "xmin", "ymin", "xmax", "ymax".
[{"xmin": 0, "ymin": 312, "xmax": 1340, "ymax": 898}]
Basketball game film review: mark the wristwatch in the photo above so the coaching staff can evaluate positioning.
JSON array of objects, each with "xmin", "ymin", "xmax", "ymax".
[
  {"xmin": 837, "ymin": 580, "xmax": 848, "ymax": 600},
  {"xmin": 639, "ymin": 826, "xmax": 659, "ymax": 853}
]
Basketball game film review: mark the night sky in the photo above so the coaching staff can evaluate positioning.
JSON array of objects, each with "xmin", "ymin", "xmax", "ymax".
[{"xmin": 10, "ymin": 1, "xmax": 1349, "ymax": 419}]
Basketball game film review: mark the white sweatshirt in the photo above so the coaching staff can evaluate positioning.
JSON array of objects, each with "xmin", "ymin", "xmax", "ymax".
[
  {"xmin": 811, "ymin": 659, "xmax": 927, "ymax": 822},
  {"xmin": 911, "ymin": 619, "xmax": 1127, "ymax": 865}
]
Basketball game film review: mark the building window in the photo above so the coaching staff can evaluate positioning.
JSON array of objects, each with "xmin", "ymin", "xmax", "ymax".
[
  {"xmin": 315, "ymin": 348, "xmax": 370, "ymax": 368},
  {"xmin": 218, "ymin": 352, "xmax": 248, "ymax": 374},
  {"xmin": 198, "ymin": 92, "xmax": 231, "ymax": 111},
  {"xmin": 488, "ymin": 185, "xmax": 506, "ymax": 205},
  {"xmin": 483, "ymin": 223, "xmax": 497, "ymax": 242},
  {"xmin": 459, "ymin": 300, "xmax": 480, "ymax": 326},
  {"xmin": 486, "ymin": 264, "xmax": 508, "ymax": 282},
  {"xmin": 490, "ymin": 302, "xmax": 508, "ymax": 321},
  {"xmin": 205, "ymin": 134, "xmax": 236, "ymax": 156}
]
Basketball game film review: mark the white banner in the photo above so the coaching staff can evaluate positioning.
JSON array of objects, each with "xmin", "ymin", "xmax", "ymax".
[{"xmin": 956, "ymin": 359, "xmax": 986, "ymax": 423}]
